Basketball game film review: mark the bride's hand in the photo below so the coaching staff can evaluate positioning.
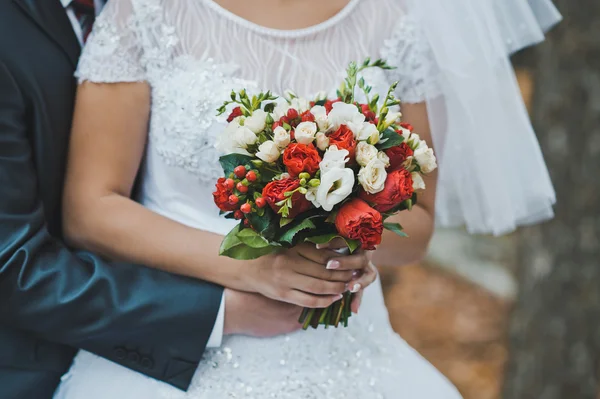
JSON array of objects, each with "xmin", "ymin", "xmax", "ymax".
[{"xmin": 246, "ymin": 242, "xmax": 370, "ymax": 308}]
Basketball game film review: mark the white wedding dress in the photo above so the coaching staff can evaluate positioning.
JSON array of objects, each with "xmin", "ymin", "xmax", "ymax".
[{"xmin": 53, "ymin": 0, "xmax": 558, "ymax": 397}]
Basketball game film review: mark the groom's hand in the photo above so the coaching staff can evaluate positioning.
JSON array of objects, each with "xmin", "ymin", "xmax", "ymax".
[{"xmin": 223, "ymin": 289, "xmax": 303, "ymax": 338}]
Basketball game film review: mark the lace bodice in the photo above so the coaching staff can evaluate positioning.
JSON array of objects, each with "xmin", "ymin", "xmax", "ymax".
[{"xmin": 76, "ymin": 0, "xmax": 439, "ymax": 186}]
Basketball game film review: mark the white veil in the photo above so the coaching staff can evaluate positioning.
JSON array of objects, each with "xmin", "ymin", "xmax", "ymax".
[{"xmin": 406, "ymin": 0, "xmax": 562, "ymax": 235}]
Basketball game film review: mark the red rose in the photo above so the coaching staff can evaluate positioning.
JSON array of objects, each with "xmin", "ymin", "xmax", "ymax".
[
  {"xmin": 360, "ymin": 104, "xmax": 376, "ymax": 122},
  {"xmin": 262, "ymin": 178, "xmax": 313, "ymax": 218},
  {"xmin": 282, "ymin": 143, "xmax": 321, "ymax": 177},
  {"xmin": 335, "ymin": 199, "xmax": 383, "ymax": 250},
  {"xmin": 328, "ymin": 125, "xmax": 357, "ymax": 159},
  {"xmin": 400, "ymin": 122, "xmax": 414, "ymax": 132},
  {"xmin": 227, "ymin": 107, "xmax": 243, "ymax": 123},
  {"xmin": 323, "ymin": 98, "xmax": 342, "ymax": 113},
  {"xmin": 300, "ymin": 110, "xmax": 315, "ymax": 122},
  {"xmin": 213, "ymin": 177, "xmax": 237, "ymax": 212},
  {"xmin": 385, "ymin": 142, "xmax": 414, "ymax": 171},
  {"xmin": 359, "ymin": 169, "xmax": 414, "ymax": 212}
]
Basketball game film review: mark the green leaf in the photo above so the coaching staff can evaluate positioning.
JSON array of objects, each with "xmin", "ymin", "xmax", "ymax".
[
  {"xmin": 383, "ymin": 223, "xmax": 409, "ymax": 238},
  {"xmin": 236, "ymin": 228, "xmax": 271, "ymax": 248},
  {"xmin": 344, "ymin": 238, "xmax": 361, "ymax": 253},
  {"xmin": 219, "ymin": 154, "xmax": 254, "ymax": 176},
  {"xmin": 246, "ymin": 206, "xmax": 279, "ymax": 241},
  {"xmin": 376, "ymin": 128, "xmax": 404, "ymax": 151},
  {"xmin": 279, "ymin": 217, "xmax": 294, "ymax": 228},
  {"xmin": 219, "ymin": 224, "xmax": 279, "ymax": 260},
  {"xmin": 279, "ymin": 218, "xmax": 316, "ymax": 245},
  {"xmin": 264, "ymin": 102, "xmax": 276, "ymax": 113}
]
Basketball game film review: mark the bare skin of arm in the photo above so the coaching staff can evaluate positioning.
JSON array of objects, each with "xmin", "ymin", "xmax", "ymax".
[{"xmin": 63, "ymin": 82, "xmax": 376, "ymax": 309}]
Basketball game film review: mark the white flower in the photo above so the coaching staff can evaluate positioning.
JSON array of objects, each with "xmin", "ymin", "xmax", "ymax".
[
  {"xmin": 255, "ymin": 140, "xmax": 280, "ymax": 163},
  {"xmin": 315, "ymin": 132, "xmax": 330, "ymax": 151},
  {"xmin": 408, "ymin": 133, "xmax": 422, "ymax": 150},
  {"xmin": 398, "ymin": 126, "xmax": 412, "ymax": 141},
  {"xmin": 319, "ymin": 145, "xmax": 349, "ymax": 174},
  {"xmin": 413, "ymin": 146, "xmax": 437, "ymax": 173},
  {"xmin": 384, "ymin": 111, "xmax": 402, "ymax": 127},
  {"xmin": 305, "ymin": 186, "xmax": 320, "ymax": 208},
  {"xmin": 294, "ymin": 121, "xmax": 317, "ymax": 145},
  {"xmin": 357, "ymin": 122, "xmax": 380, "ymax": 142},
  {"xmin": 278, "ymin": 172, "xmax": 291, "ymax": 180},
  {"xmin": 233, "ymin": 126, "xmax": 257, "ymax": 150},
  {"xmin": 310, "ymin": 105, "xmax": 330, "ymax": 132},
  {"xmin": 411, "ymin": 172, "xmax": 426, "ymax": 190},
  {"xmin": 358, "ymin": 159, "xmax": 387, "ymax": 194},
  {"xmin": 377, "ymin": 151, "xmax": 391, "ymax": 168},
  {"xmin": 355, "ymin": 142, "xmax": 378, "ymax": 167},
  {"xmin": 273, "ymin": 126, "xmax": 291, "ymax": 149},
  {"xmin": 273, "ymin": 102, "xmax": 291, "ymax": 120},
  {"xmin": 290, "ymin": 97, "xmax": 311, "ymax": 113},
  {"xmin": 316, "ymin": 168, "xmax": 355, "ymax": 211},
  {"xmin": 216, "ymin": 119, "xmax": 241, "ymax": 154},
  {"xmin": 244, "ymin": 109, "xmax": 268, "ymax": 134},
  {"xmin": 328, "ymin": 102, "xmax": 365, "ymax": 136}
]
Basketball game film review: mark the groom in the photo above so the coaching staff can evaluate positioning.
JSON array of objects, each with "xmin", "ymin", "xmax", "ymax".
[{"xmin": 0, "ymin": 1, "xmax": 304, "ymax": 398}]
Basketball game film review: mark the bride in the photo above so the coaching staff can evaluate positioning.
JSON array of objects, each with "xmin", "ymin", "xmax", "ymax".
[{"xmin": 54, "ymin": 0, "xmax": 560, "ymax": 398}]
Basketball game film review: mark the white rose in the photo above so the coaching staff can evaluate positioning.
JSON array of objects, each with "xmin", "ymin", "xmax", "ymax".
[
  {"xmin": 413, "ymin": 147, "xmax": 437, "ymax": 173},
  {"xmin": 233, "ymin": 126, "xmax": 257, "ymax": 150},
  {"xmin": 328, "ymin": 102, "xmax": 365, "ymax": 136},
  {"xmin": 355, "ymin": 142, "xmax": 378, "ymax": 167},
  {"xmin": 315, "ymin": 132, "xmax": 330, "ymax": 151},
  {"xmin": 316, "ymin": 168, "xmax": 355, "ymax": 211},
  {"xmin": 384, "ymin": 111, "xmax": 402, "ymax": 127},
  {"xmin": 319, "ymin": 145, "xmax": 349, "ymax": 174},
  {"xmin": 294, "ymin": 121, "xmax": 317, "ymax": 145},
  {"xmin": 255, "ymin": 140, "xmax": 280, "ymax": 163},
  {"xmin": 408, "ymin": 133, "xmax": 422, "ymax": 150},
  {"xmin": 411, "ymin": 172, "xmax": 426, "ymax": 190},
  {"xmin": 357, "ymin": 122, "xmax": 379, "ymax": 142},
  {"xmin": 290, "ymin": 97, "xmax": 311, "ymax": 113},
  {"xmin": 358, "ymin": 159, "xmax": 387, "ymax": 194},
  {"xmin": 244, "ymin": 109, "xmax": 268, "ymax": 133},
  {"xmin": 273, "ymin": 126, "xmax": 291, "ymax": 149},
  {"xmin": 398, "ymin": 126, "xmax": 411, "ymax": 141},
  {"xmin": 273, "ymin": 102, "xmax": 291, "ymax": 120},
  {"xmin": 310, "ymin": 105, "xmax": 330, "ymax": 132},
  {"xmin": 377, "ymin": 151, "xmax": 391, "ymax": 168}
]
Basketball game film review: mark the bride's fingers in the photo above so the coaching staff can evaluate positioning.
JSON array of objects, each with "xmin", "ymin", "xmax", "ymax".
[
  {"xmin": 296, "ymin": 262, "xmax": 354, "ymax": 282},
  {"xmin": 293, "ymin": 276, "xmax": 348, "ymax": 296},
  {"xmin": 283, "ymin": 290, "xmax": 342, "ymax": 309},
  {"xmin": 315, "ymin": 237, "xmax": 347, "ymax": 250},
  {"xmin": 347, "ymin": 261, "xmax": 378, "ymax": 293}
]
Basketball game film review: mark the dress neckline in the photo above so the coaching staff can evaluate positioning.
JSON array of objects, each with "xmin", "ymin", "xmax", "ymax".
[{"xmin": 201, "ymin": 0, "xmax": 361, "ymax": 38}]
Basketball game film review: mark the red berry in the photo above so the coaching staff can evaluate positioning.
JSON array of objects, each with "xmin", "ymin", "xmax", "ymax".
[
  {"xmin": 234, "ymin": 165, "xmax": 247, "ymax": 178},
  {"xmin": 224, "ymin": 178, "xmax": 235, "ymax": 190},
  {"xmin": 236, "ymin": 182, "xmax": 248, "ymax": 193},
  {"xmin": 243, "ymin": 219, "xmax": 250, "ymax": 227},
  {"xmin": 233, "ymin": 210, "xmax": 243, "ymax": 220},
  {"xmin": 228, "ymin": 195, "xmax": 239, "ymax": 205},
  {"xmin": 255, "ymin": 197, "xmax": 266, "ymax": 208},
  {"xmin": 246, "ymin": 171, "xmax": 257, "ymax": 182},
  {"xmin": 240, "ymin": 203, "xmax": 252, "ymax": 214},
  {"xmin": 286, "ymin": 108, "xmax": 299, "ymax": 120}
]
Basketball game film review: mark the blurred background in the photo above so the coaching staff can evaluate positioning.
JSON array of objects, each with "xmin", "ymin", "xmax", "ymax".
[{"xmin": 380, "ymin": 1, "xmax": 600, "ymax": 398}]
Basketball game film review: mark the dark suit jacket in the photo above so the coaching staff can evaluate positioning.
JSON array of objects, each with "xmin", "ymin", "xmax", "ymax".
[{"xmin": 0, "ymin": 1, "xmax": 224, "ymax": 397}]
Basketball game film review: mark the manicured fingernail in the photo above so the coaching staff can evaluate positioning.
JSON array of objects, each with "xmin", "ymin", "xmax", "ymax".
[
  {"xmin": 351, "ymin": 283, "xmax": 361, "ymax": 293},
  {"xmin": 326, "ymin": 260, "xmax": 340, "ymax": 270},
  {"xmin": 316, "ymin": 243, "xmax": 329, "ymax": 249},
  {"xmin": 352, "ymin": 270, "xmax": 359, "ymax": 277}
]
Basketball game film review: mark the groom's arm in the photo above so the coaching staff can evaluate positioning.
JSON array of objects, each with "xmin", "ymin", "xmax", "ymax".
[{"xmin": 0, "ymin": 61, "xmax": 221, "ymax": 390}]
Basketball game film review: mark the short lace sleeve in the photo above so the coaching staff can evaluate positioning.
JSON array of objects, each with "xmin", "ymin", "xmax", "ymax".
[
  {"xmin": 75, "ymin": 0, "xmax": 146, "ymax": 83},
  {"xmin": 380, "ymin": 16, "xmax": 442, "ymax": 103}
]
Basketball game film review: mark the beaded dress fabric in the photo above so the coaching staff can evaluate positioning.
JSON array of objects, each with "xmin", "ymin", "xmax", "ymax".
[{"xmin": 54, "ymin": 0, "xmax": 461, "ymax": 398}]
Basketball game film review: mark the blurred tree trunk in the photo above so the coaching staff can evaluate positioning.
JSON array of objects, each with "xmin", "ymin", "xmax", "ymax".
[{"xmin": 504, "ymin": 1, "xmax": 600, "ymax": 398}]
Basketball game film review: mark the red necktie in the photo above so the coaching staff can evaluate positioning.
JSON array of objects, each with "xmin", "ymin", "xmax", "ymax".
[{"xmin": 70, "ymin": 0, "xmax": 96, "ymax": 43}]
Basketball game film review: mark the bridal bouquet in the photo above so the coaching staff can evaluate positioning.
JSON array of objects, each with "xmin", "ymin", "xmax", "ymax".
[{"xmin": 213, "ymin": 59, "xmax": 437, "ymax": 329}]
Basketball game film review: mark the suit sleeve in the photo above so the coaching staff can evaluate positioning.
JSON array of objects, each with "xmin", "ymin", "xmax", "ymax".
[{"xmin": 0, "ymin": 61, "xmax": 223, "ymax": 391}]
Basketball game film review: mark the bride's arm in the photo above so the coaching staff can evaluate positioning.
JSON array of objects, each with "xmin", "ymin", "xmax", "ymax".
[
  {"xmin": 63, "ymin": 82, "xmax": 373, "ymax": 308},
  {"xmin": 371, "ymin": 102, "xmax": 437, "ymax": 267}
]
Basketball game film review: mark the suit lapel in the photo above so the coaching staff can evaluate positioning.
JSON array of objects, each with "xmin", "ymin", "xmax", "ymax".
[{"xmin": 13, "ymin": 0, "xmax": 81, "ymax": 68}]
